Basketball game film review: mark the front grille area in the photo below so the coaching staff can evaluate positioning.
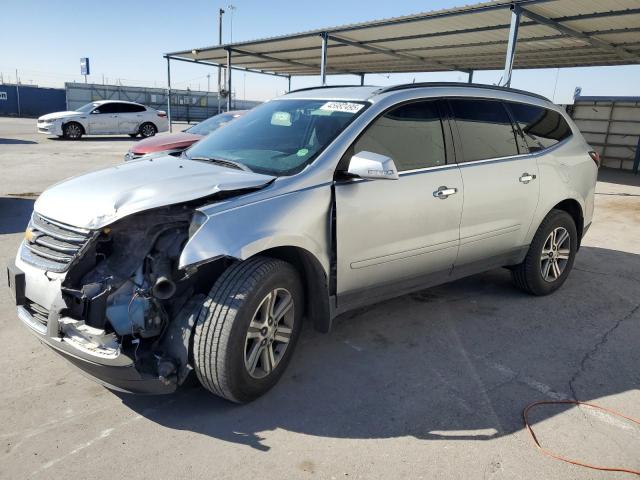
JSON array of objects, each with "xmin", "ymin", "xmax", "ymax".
[
  {"xmin": 24, "ymin": 299, "xmax": 50, "ymax": 327},
  {"xmin": 21, "ymin": 213, "xmax": 93, "ymax": 272}
]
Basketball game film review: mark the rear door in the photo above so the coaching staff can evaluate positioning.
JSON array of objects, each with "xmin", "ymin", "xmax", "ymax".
[
  {"xmin": 118, "ymin": 103, "xmax": 146, "ymax": 133},
  {"xmin": 448, "ymin": 98, "xmax": 540, "ymax": 266},
  {"xmin": 335, "ymin": 100, "xmax": 463, "ymax": 303}
]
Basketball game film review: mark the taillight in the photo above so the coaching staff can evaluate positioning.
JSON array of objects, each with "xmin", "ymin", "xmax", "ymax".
[
  {"xmin": 157, "ymin": 111, "xmax": 167, "ymax": 118},
  {"xmin": 588, "ymin": 150, "xmax": 601, "ymax": 168}
]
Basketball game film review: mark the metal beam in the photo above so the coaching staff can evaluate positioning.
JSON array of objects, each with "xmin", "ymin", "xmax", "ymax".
[
  {"xmin": 226, "ymin": 48, "xmax": 232, "ymax": 111},
  {"xmin": 519, "ymin": 6, "xmax": 640, "ymax": 62},
  {"xmin": 166, "ymin": 57, "xmax": 172, "ymax": 132},
  {"xmin": 230, "ymin": 47, "xmax": 316, "ymax": 72},
  {"xmin": 360, "ymin": 73, "xmax": 365, "ymax": 86},
  {"xmin": 468, "ymin": 70, "xmax": 474, "ymax": 83},
  {"xmin": 327, "ymin": 33, "xmax": 471, "ymax": 74},
  {"xmin": 501, "ymin": 5, "xmax": 521, "ymax": 87},
  {"xmin": 320, "ymin": 32, "xmax": 328, "ymax": 85},
  {"xmin": 287, "ymin": 75, "xmax": 291, "ymax": 92},
  {"xmin": 164, "ymin": 55, "xmax": 289, "ymax": 78}
]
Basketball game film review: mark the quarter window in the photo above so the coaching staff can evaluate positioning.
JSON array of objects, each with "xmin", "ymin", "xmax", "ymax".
[
  {"xmin": 353, "ymin": 100, "xmax": 446, "ymax": 171},
  {"xmin": 449, "ymin": 99, "xmax": 519, "ymax": 162},
  {"xmin": 506, "ymin": 102, "xmax": 572, "ymax": 152}
]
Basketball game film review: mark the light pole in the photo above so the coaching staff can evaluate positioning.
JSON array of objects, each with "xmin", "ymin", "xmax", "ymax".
[
  {"xmin": 227, "ymin": 4, "xmax": 236, "ymax": 43},
  {"xmin": 217, "ymin": 7, "xmax": 225, "ymax": 115}
]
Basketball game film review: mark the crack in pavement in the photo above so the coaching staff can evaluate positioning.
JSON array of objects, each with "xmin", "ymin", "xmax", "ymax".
[{"xmin": 569, "ymin": 303, "xmax": 640, "ymax": 400}]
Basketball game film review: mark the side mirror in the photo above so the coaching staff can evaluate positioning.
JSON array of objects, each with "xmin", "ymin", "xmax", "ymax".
[{"xmin": 347, "ymin": 151, "xmax": 399, "ymax": 180}]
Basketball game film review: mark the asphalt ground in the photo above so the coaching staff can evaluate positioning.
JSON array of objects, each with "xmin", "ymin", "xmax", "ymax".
[{"xmin": 1, "ymin": 116, "xmax": 639, "ymax": 479}]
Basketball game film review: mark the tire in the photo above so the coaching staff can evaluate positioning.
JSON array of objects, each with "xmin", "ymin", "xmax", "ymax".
[
  {"xmin": 139, "ymin": 122, "xmax": 157, "ymax": 138},
  {"xmin": 193, "ymin": 256, "xmax": 303, "ymax": 403},
  {"xmin": 129, "ymin": 133, "xmax": 138, "ymax": 138},
  {"xmin": 511, "ymin": 209, "xmax": 578, "ymax": 296},
  {"xmin": 62, "ymin": 122, "xmax": 83, "ymax": 140}
]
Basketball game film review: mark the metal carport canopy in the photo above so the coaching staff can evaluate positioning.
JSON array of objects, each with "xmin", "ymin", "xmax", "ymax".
[{"xmin": 166, "ymin": 0, "xmax": 640, "ymax": 78}]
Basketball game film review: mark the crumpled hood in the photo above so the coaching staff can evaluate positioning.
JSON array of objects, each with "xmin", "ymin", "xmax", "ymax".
[
  {"xmin": 35, "ymin": 155, "xmax": 275, "ymax": 229},
  {"xmin": 39, "ymin": 111, "xmax": 83, "ymax": 121}
]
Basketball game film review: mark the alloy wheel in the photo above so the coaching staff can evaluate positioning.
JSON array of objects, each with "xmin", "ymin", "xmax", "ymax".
[
  {"xmin": 66, "ymin": 124, "xmax": 82, "ymax": 139},
  {"xmin": 244, "ymin": 288, "xmax": 294, "ymax": 379},
  {"xmin": 540, "ymin": 226, "xmax": 571, "ymax": 282},
  {"xmin": 141, "ymin": 124, "xmax": 155, "ymax": 137}
]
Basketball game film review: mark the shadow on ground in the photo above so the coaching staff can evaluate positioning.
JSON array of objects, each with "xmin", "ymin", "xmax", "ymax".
[
  {"xmin": 49, "ymin": 136, "xmax": 138, "ymax": 142},
  {"xmin": 0, "ymin": 197, "xmax": 35, "ymax": 234},
  {"xmin": 119, "ymin": 246, "xmax": 640, "ymax": 451},
  {"xmin": 0, "ymin": 138, "xmax": 37, "ymax": 145},
  {"xmin": 598, "ymin": 167, "xmax": 640, "ymax": 187}
]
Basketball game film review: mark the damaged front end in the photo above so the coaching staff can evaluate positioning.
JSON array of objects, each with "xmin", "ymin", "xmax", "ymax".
[{"xmin": 13, "ymin": 206, "xmax": 229, "ymax": 394}]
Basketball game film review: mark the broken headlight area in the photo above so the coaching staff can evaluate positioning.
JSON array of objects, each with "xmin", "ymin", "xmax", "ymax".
[{"xmin": 57, "ymin": 205, "xmax": 224, "ymax": 387}]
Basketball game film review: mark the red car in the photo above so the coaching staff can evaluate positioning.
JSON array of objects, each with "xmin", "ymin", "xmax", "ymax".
[{"xmin": 124, "ymin": 110, "xmax": 246, "ymax": 161}]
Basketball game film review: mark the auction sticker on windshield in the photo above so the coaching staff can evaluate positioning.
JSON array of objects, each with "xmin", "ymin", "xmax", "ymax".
[{"xmin": 319, "ymin": 102, "xmax": 365, "ymax": 113}]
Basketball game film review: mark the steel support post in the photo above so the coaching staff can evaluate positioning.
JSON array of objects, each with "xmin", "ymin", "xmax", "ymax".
[
  {"xmin": 320, "ymin": 32, "xmax": 328, "ymax": 86},
  {"xmin": 502, "ymin": 6, "xmax": 521, "ymax": 87},
  {"xmin": 226, "ymin": 48, "xmax": 232, "ymax": 111},
  {"xmin": 166, "ymin": 57, "xmax": 172, "ymax": 132},
  {"xmin": 468, "ymin": 70, "xmax": 474, "ymax": 83}
]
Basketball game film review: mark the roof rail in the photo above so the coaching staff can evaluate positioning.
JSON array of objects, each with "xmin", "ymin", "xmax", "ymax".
[
  {"xmin": 286, "ymin": 85, "xmax": 372, "ymax": 94},
  {"xmin": 375, "ymin": 82, "xmax": 551, "ymax": 102}
]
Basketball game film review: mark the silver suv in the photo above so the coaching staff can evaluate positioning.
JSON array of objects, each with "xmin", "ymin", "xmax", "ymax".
[{"xmin": 8, "ymin": 83, "xmax": 598, "ymax": 403}]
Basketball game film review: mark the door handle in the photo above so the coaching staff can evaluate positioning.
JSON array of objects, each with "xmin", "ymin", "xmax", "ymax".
[
  {"xmin": 433, "ymin": 186, "xmax": 457, "ymax": 199},
  {"xmin": 519, "ymin": 173, "xmax": 536, "ymax": 184}
]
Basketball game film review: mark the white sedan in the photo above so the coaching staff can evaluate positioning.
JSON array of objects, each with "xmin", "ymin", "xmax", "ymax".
[{"xmin": 36, "ymin": 100, "xmax": 169, "ymax": 140}]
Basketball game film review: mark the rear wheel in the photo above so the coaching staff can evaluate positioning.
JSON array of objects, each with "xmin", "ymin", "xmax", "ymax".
[
  {"xmin": 139, "ymin": 122, "xmax": 157, "ymax": 138},
  {"xmin": 193, "ymin": 257, "xmax": 303, "ymax": 403},
  {"xmin": 511, "ymin": 209, "xmax": 577, "ymax": 295},
  {"xmin": 62, "ymin": 122, "xmax": 83, "ymax": 140}
]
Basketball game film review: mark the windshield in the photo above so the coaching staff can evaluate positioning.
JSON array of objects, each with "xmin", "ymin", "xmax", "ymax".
[
  {"xmin": 185, "ymin": 99, "xmax": 368, "ymax": 176},
  {"xmin": 75, "ymin": 102, "xmax": 98, "ymax": 113},
  {"xmin": 186, "ymin": 111, "xmax": 244, "ymax": 136}
]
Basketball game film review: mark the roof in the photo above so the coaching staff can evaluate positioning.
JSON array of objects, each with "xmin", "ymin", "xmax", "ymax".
[
  {"xmin": 93, "ymin": 100, "xmax": 142, "ymax": 105},
  {"xmin": 166, "ymin": 0, "xmax": 640, "ymax": 77},
  {"xmin": 281, "ymin": 83, "xmax": 556, "ymax": 107}
]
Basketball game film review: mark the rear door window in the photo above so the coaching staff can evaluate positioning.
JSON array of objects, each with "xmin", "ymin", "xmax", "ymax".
[
  {"xmin": 448, "ymin": 99, "xmax": 519, "ymax": 162},
  {"xmin": 506, "ymin": 102, "xmax": 572, "ymax": 152},
  {"xmin": 353, "ymin": 100, "xmax": 446, "ymax": 171}
]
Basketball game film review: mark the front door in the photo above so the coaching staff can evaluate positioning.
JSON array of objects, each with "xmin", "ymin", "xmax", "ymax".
[
  {"xmin": 88, "ymin": 103, "xmax": 118, "ymax": 134},
  {"xmin": 447, "ymin": 98, "xmax": 540, "ymax": 266},
  {"xmin": 335, "ymin": 100, "xmax": 463, "ymax": 305}
]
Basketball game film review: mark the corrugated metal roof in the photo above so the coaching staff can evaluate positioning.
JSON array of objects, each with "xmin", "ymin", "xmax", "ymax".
[{"xmin": 166, "ymin": 0, "xmax": 640, "ymax": 76}]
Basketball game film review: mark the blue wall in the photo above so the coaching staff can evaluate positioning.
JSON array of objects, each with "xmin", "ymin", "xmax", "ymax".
[{"xmin": 0, "ymin": 85, "xmax": 66, "ymax": 118}]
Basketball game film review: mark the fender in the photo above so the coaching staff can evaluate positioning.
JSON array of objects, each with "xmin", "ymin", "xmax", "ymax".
[{"xmin": 178, "ymin": 184, "xmax": 332, "ymax": 275}]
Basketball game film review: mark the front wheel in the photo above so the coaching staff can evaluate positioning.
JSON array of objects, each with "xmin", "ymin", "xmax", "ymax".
[
  {"xmin": 193, "ymin": 257, "xmax": 303, "ymax": 403},
  {"xmin": 62, "ymin": 122, "xmax": 83, "ymax": 140},
  {"xmin": 511, "ymin": 209, "xmax": 578, "ymax": 295}
]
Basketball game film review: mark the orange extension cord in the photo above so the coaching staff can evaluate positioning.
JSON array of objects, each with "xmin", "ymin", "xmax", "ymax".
[{"xmin": 523, "ymin": 400, "xmax": 640, "ymax": 476}]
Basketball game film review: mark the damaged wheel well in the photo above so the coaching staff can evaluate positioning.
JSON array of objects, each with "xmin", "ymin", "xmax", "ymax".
[{"xmin": 257, "ymin": 246, "xmax": 332, "ymax": 333}]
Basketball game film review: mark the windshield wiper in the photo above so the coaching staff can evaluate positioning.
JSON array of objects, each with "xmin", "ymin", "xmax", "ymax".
[{"xmin": 188, "ymin": 155, "xmax": 252, "ymax": 172}]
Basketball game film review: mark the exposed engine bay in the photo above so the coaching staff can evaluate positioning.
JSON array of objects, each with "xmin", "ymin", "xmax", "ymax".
[{"xmin": 58, "ymin": 205, "xmax": 226, "ymax": 387}]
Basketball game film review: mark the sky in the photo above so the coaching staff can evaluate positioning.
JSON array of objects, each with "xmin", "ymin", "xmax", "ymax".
[{"xmin": 1, "ymin": 0, "xmax": 639, "ymax": 104}]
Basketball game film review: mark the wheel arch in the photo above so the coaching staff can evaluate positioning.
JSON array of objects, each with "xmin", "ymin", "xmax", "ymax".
[
  {"xmin": 551, "ymin": 198, "xmax": 584, "ymax": 248},
  {"xmin": 253, "ymin": 246, "xmax": 332, "ymax": 333},
  {"xmin": 139, "ymin": 121, "xmax": 157, "ymax": 134},
  {"xmin": 63, "ymin": 120, "xmax": 86, "ymax": 134}
]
